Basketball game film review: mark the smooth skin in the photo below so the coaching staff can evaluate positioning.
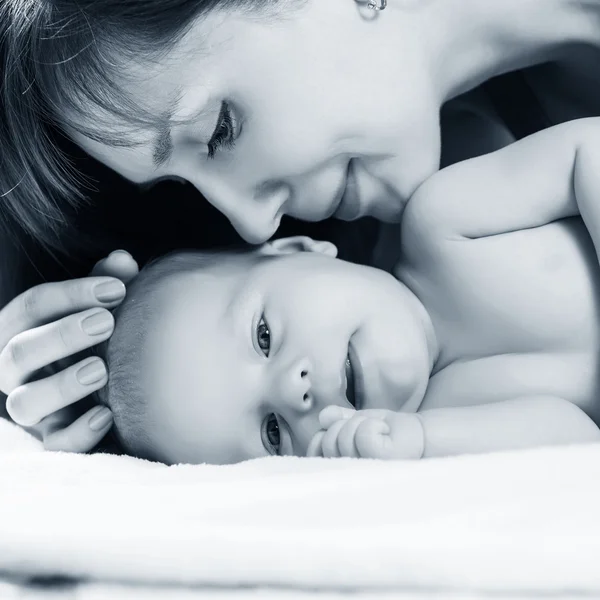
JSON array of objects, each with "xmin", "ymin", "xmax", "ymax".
[
  {"xmin": 135, "ymin": 117, "xmax": 600, "ymax": 465},
  {"xmin": 311, "ymin": 118, "xmax": 600, "ymax": 459},
  {"xmin": 137, "ymin": 236, "xmax": 433, "ymax": 465},
  {"xmin": 308, "ymin": 399, "xmax": 600, "ymax": 459},
  {"xmin": 3, "ymin": 0, "xmax": 600, "ymax": 452}
]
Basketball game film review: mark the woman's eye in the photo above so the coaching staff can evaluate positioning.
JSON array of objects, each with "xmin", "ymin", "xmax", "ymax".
[
  {"xmin": 256, "ymin": 316, "xmax": 271, "ymax": 357},
  {"xmin": 263, "ymin": 413, "xmax": 281, "ymax": 455},
  {"xmin": 207, "ymin": 101, "xmax": 236, "ymax": 159}
]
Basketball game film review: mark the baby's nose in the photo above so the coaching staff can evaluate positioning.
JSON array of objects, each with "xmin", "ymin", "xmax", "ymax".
[{"xmin": 277, "ymin": 357, "xmax": 313, "ymax": 412}]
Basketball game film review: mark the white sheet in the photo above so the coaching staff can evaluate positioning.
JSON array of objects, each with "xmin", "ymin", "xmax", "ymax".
[
  {"xmin": 0, "ymin": 580, "xmax": 557, "ymax": 600},
  {"xmin": 1, "ymin": 417, "xmax": 598, "ymax": 596}
]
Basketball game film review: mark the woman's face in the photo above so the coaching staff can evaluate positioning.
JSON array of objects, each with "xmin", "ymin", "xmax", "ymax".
[{"xmin": 71, "ymin": 0, "xmax": 443, "ymax": 243}]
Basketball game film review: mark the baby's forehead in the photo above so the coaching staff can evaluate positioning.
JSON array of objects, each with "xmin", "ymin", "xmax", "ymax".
[
  {"xmin": 143, "ymin": 267, "xmax": 257, "ymax": 457},
  {"xmin": 147, "ymin": 260, "xmax": 247, "ymax": 352},
  {"xmin": 158, "ymin": 253, "xmax": 254, "ymax": 300},
  {"xmin": 143, "ymin": 249, "xmax": 269, "ymax": 381}
]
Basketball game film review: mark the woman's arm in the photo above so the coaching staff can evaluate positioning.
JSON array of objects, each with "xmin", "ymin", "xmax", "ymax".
[{"xmin": 309, "ymin": 397, "xmax": 600, "ymax": 459}]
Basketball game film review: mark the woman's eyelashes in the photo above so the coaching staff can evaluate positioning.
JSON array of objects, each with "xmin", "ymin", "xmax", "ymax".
[
  {"xmin": 207, "ymin": 101, "xmax": 237, "ymax": 159},
  {"xmin": 256, "ymin": 315, "xmax": 271, "ymax": 357}
]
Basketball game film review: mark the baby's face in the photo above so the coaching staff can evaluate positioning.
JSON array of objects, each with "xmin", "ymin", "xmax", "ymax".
[{"xmin": 144, "ymin": 239, "xmax": 433, "ymax": 464}]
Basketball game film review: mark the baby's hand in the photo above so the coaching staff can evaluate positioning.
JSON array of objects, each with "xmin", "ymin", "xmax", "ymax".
[{"xmin": 307, "ymin": 406, "xmax": 425, "ymax": 460}]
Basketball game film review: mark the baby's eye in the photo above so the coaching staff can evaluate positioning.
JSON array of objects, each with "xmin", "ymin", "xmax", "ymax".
[
  {"xmin": 263, "ymin": 413, "xmax": 281, "ymax": 454},
  {"xmin": 256, "ymin": 316, "xmax": 271, "ymax": 357}
]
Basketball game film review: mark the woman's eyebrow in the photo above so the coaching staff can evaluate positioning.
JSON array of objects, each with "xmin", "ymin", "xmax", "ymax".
[
  {"xmin": 151, "ymin": 89, "xmax": 184, "ymax": 169},
  {"xmin": 151, "ymin": 88, "xmax": 214, "ymax": 169},
  {"xmin": 152, "ymin": 126, "xmax": 174, "ymax": 168}
]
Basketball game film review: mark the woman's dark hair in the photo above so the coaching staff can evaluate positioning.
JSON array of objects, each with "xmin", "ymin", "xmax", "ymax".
[{"xmin": 0, "ymin": 0, "xmax": 296, "ymax": 252}]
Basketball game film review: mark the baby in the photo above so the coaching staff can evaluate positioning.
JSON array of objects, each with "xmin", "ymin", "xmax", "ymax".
[{"xmin": 98, "ymin": 119, "xmax": 600, "ymax": 465}]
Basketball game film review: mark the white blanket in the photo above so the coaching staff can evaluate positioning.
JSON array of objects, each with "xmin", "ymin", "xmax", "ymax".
[{"xmin": 1, "ymin": 417, "xmax": 599, "ymax": 596}]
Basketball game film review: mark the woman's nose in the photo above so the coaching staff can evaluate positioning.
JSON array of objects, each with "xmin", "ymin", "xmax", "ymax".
[
  {"xmin": 231, "ymin": 204, "xmax": 281, "ymax": 244},
  {"xmin": 276, "ymin": 357, "xmax": 314, "ymax": 413},
  {"xmin": 200, "ymin": 179, "xmax": 290, "ymax": 244}
]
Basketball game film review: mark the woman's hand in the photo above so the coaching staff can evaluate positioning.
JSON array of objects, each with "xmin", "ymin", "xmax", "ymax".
[
  {"xmin": 0, "ymin": 250, "xmax": 139, "ymax": 452},
  {"xmin": 307, "ymin": 406, "xmax": 425, "ymax": 460}
]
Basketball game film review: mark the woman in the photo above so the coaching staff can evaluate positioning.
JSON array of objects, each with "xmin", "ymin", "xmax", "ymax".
[{"xmin": 1, "ymin": 0, "xmax": 600, "ymax": 452}]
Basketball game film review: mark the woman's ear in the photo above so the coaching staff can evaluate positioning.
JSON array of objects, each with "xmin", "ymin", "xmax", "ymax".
[{"xmin": 259, "ymin": 236, "xmax": 338, "ymax": 258}]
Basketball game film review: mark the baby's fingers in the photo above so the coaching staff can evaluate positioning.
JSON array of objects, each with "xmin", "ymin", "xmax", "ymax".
[
  {"xmin": 320, "ymin": 418, "xmax": 349, "ymax": 458},
  {"xmin": 335, "ymin": 416, "xmax": 368, "ymax": 458},
  {"xmin": 43, "ymin": 406, "xmax": 113, "ymax": 453},
  {"xmin": 355, "ymin": 414, "xmax": 425, "ymax": 460},
  {"xmin": 307, "ymin": 430, "xmax": 325, "ymax": 457},
  {"xmin": 319, "ymin": 405, "xmax": 355, "ymax": 429},
  {"xmin": 354, "ymin": 418, "xmax": 392, "ymax": 459}
]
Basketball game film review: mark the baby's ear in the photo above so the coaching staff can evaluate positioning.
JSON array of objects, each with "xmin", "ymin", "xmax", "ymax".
[{"xmin": 259, "ymin": 236, "xmax": 338, "ymax": 258}]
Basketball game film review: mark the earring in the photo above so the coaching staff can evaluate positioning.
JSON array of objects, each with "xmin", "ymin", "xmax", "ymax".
[{"xmin": 367, "ymin": 0, "xmax": 387, "ymax": 10}]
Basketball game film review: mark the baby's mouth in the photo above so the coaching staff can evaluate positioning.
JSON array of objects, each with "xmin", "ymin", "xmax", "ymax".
[{"xmin": 344, "ymin": 350, "xmax": 362, "ymax": 410}]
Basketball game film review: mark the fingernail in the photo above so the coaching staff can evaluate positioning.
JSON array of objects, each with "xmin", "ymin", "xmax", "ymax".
[
  {"xmin": 94, "ymin": 280, "xmax": 126, "ymax": 303},
  {"xmin": 89, "ymin": 406, "xmax": 113, "ymax": 432},
  {"xmin": 110, "ymin": 249, "xmax": 131, "ymax": 259},
  {"xmin": 77, "ymin": 359, "xmax": 107, "ymax": 386},
  {"xmin": 82, "ymin": 309, "xmax": 113, "ymax": 336}
]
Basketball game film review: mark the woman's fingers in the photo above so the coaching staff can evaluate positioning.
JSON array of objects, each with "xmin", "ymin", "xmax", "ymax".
[
  {"xmin": 0, "ymin": 307, "xmax": 114, "ymax": 394},
  {"xmin": 43, "ymin": 405, "xmax": 113, "ymax": 453},
  {"xmin": 0, "ymin": 277, "xmax": 125, "ymax": 349},
  {"xmin": 0, "ymin": 255, "xmax": 132, "ymax": 454},
  {"xmin": 91, "ymin": 250, "xmax": 139, "ymax": 284},
  {"xmin": 6, "ymin": 357, "xmax": 108, "ymax": 427}
]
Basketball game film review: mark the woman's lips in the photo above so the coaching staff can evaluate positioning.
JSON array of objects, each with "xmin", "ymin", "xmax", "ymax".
[{"xmin": 334, "ymin": 160, "xmax": 362, "ymax": 221}]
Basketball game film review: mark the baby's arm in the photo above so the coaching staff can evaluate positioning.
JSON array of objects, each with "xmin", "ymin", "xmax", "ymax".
[
  {"xmin": 309, "ymin": 398, "xmax": 600, "ymax": 459},
  {"xmin": 403, "ymin": 117, "xmax": 600, "ymax": 247}
]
